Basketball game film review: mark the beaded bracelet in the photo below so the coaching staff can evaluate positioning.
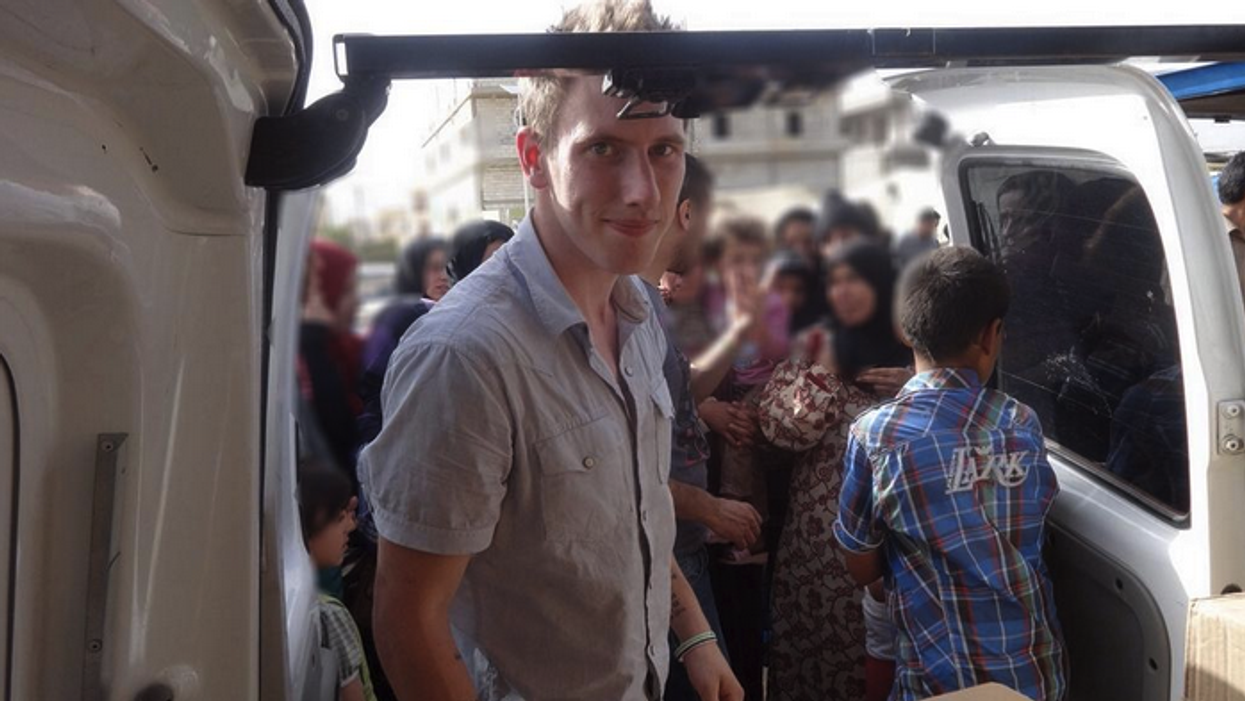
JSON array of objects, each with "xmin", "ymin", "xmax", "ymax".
[{"xmin": 674, "ymin": 631, "xmax": 718, "ymax": 663}]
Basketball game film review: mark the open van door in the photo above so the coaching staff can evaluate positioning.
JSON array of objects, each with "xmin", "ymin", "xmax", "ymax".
[
  {"xmin": 892, "ymin": 65, "xmax": 1245, "ymax": 701},
  {"xmin": 0, "ymin": 358, "xmax": 12, "ymax": 697}
]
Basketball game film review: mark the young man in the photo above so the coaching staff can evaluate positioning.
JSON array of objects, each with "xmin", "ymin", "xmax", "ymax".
[
  {"xmin": 357, "ymin": 2, "xmax": 741, "ymax": 700},
  {"xmin": 834, "ymin": 246, "xmax": 1066, "ymax": 701},
  {"xmin": 639, "ymin": 154, "xmax": 764, "ymax": 700},
  {"xmin": 1218, "ymin": 151, "xmax": 1245, "ymax": 303}
]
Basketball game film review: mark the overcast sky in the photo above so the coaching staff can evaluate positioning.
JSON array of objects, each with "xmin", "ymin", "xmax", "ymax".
[{"xmin": 303, "ymin": 0, "xmax": 1245, "ymax": 225}]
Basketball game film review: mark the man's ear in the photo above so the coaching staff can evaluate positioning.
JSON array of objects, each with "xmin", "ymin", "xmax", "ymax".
[
  {"xmin": 977, "ymin": 318, "xmax": 1005, "ymax": 357},
  {"xmin": 677, "ymin": 199, "xmax": 693, "ymax": 232},
  {"xmin": 516, "ymin": 127, "xmax": 549, "ymax": 190}
]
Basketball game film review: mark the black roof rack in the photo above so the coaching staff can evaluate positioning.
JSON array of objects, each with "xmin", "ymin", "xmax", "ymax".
[
  {"xmin": 333, "ymin": 26, "xmax": 1245, "ymax": 79},
  {"xmin": 247, "ymin": 25, "xmax": 1245, "ymax": 190}
]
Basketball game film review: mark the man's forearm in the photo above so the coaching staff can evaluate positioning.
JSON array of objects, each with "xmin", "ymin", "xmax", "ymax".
[
  {"xmin": 375, "ymin": 597, "xmax": 476, "ymax": 700},
  {"xmin": 670, "ymin": 556, "xmax": 713, "ymax": 641},
  {"xmin": 669, "ymin": 480, "xmax": 716, "ymax": 527},
  {"xmin": 374, "ymin": 545, "xmax": 477, "ymax": 701},
  {"xmin": 690, "ymin": 319, "xmax": 748, "ymax": 404}
]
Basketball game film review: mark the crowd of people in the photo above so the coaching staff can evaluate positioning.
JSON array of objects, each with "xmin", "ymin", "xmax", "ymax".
[{"xmin": 288, "ymin": 3, "xmax": 1072, "ymax": 701}]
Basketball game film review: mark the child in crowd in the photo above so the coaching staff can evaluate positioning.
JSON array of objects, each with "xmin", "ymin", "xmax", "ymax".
[
  {"xmin": 766, "ymin": 252, "xmax": 811, "ymax": 329},
  {"xmin": 714, "ymin": 217, "xmax": 791, "ymax": 523},
  {"xmin": 299, "ymin": 461, "xmax": 377, "ymax": 701},
  {"xmin": 835, "ymin": 247, "xmax": 1066, "ymax": 700}
]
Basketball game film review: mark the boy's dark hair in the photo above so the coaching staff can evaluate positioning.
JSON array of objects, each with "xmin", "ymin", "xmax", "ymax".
[
  {"xmin": 1220, "ymin": 152, "xmax": 1245, "ymax": 206},
  {"xmin": 718, "ymin": 216, "xmax": 770, "ymax": 252},
  {"xmin": 775, "ymin": 206, "xmax": 815, "ymax": 238},
  {"xmin": 679, "ymin": 153, "xmax": 714, "ymax": 207},
  {"xmin": 898, "ymin": 246, "xmax": 1010, "ymax": 361},
  {"xmin": 769, "ymin": 250, "xmax": 811, "ymax": 278},
  {"xmin": 297, "ymin": 459, "xmax": 353, "ymax": 544}
]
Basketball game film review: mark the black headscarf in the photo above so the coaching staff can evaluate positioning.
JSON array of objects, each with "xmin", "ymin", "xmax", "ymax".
[
  {"xmin": 395, "ymin": 238, "xmax": 448, "ymax": 297},
  {"xmin": 824, "ymin": 240, "xmax": 911, "ymax": 379},
  {"xmin": 448, "ymin": 220, "xmax": 515, "ymax": 283}
]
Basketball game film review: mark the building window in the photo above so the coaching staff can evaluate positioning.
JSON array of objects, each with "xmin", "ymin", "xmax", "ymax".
[
  {"xmin": 712, "ymin": 114, "xmax": 730, "ymax": 140},
  {"xmin": 785, "ymin": 111, "xmax": 804, "ymax": 137}
]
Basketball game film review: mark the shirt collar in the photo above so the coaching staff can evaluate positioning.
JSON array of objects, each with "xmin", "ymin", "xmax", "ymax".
[
  {"xmin": 899, "ymin": 367, "xmax": 983, "ymax": 397},
  {"xmin": 508, "ymin": 214, "xmax": 650, "ymax": 337}
]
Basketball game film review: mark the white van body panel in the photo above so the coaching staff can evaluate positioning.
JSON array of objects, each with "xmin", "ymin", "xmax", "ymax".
[
  {"xmin": 0, "ymin": 0, "xmax": 298, "ymax": 697},
  {"xmin": 893, "ymin": 65, "xmax": 1245, "ymax": 700}
]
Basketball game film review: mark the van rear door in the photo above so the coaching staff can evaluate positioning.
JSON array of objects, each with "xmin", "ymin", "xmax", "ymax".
[{"xmin": 893, "ymin": 64, "xmax": 1245, "ymax": 701}]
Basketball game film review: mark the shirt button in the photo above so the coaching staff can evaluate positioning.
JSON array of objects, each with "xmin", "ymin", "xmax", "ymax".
[
  {"xmin": 641, "ymin": 510, "xmax": 648, "ymax": 524},
  {"xmin": 583, "ymin": 456, "xmax": 596, "ymax": 469},
  {"xmin": 647, "ymin": 644, "xmax": 656, "ymax": 657},
  {"xmin": 624, "ymin": 365, "xmax": 634, "ymax": 377}
]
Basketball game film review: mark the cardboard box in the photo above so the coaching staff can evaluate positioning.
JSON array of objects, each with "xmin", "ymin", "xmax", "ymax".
[
  {"xmin": 1185, "ymin": 593, "xmax": 1245, "ymax": 701},
  {"xmin": 928, "ymin": 683, "xmax": 1031, "ymax": 700}
]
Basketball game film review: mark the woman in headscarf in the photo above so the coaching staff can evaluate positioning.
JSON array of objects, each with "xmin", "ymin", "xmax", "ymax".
[
  {"xmin": 299, "ymin": 238, "xmax": 364, "ymax": 482},
  {"xmin": 447, "ymin": 219, "xmax": 513, "ymax": 282},
  {"xmin": 757, "ymin": 240, "xmax": 912, "ymax": 701},
  {"xmin": 361, "ymin": 238, "xmax": 450, "ymax": 371}
]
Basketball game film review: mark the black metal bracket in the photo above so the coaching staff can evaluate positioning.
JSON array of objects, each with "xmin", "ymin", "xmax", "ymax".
[
  {"xmin": 602, "ymin": 67, "xmax": 700, "ymax": 119},
  {"xmin": 244, "ymin": 75, "xmax": 390, "ymax": 190}
]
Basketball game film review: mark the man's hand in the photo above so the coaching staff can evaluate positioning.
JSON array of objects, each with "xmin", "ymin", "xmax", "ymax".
[
  {"xmin": 699, "ymin": 400, "xmax": 757, "ymax": 448},
  {"xmin": 704, "ymin": 497, "xmax": 762, "ymax": 551},
  {"xmin": 684, "ymin": 642, "xmax": 745, "ymax": 701},
  {"xmin": 856, "ymin": 366, "xmax": 914, "ymax": 398}
]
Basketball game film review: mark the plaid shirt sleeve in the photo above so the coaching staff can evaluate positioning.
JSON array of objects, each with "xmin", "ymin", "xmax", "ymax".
[
  {"xmin": 834, "ymin": 426, "xmax": 883, "ymax": 553},
  {"xmin": 320, "ymin": 598, "xmax": 364, "ymax": 688}
]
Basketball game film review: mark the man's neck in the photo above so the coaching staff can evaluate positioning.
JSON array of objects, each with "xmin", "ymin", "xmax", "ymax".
[
  {"xmin": 531, "ymin": 204, "xmax": 618, "ymax": 325},
  {"xmin": 914, "ymin": 354, "xmax": 980, "ymax": 378}
]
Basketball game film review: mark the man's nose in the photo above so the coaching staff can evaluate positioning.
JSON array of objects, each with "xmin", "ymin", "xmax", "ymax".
[{"xmin": 620, "ymin": 151, "xmax": 659, "ymax": 209}]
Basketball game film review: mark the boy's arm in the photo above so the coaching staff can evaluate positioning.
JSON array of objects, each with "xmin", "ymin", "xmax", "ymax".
[
  {"xmin": 690, "ymin": 316, "xmax": 749, "ymax": 404},
  {"xmin": 833, "ymin": 428, "xmax": 887, "ymax": 586},
  {"xmin": 844, "ymin": 550, "xmax": 885, "ymax": 587},
  {"xmin": 340, "ymin": 677, "xmax": 366, "ymax": 701}
]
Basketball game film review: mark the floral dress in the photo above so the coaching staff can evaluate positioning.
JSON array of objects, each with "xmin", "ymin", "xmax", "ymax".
[{"xmin": 758, "ymin": 330, "xmax": 880, "ymax": 701}]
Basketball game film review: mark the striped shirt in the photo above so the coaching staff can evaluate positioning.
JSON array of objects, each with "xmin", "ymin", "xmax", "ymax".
[{"xmin": 834, "ymin": 368, "xmax": 1066, "ymax": 701}]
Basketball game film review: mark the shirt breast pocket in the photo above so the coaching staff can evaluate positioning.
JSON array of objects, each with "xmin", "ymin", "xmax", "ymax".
[
  {"xmin": 650, "ymin": 382, "xmax": 675, "ymax": 484},
  {"xmin": 535, "ymin": 415, "xmax": 628, "ymax": 542}
]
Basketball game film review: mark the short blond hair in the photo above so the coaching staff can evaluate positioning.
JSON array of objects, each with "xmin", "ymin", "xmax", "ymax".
[{"xmin": 519, "ymin": 1, "xmax": 679, "ymax": 145}]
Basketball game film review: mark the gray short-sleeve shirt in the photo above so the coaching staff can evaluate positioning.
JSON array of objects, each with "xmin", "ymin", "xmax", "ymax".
[{"xmin": 358, "ymin": 216, "xmax": 676, "ymax": 701}]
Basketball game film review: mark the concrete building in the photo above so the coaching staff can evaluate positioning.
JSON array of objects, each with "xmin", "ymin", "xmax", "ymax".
[
  {"xmin": 691, "ymin": 93, "xmax": 848, "ymax": 223},
  {"xmin": 415, "ymin": 79, "xmax": 527, "ymax": 235},
  {"xmin": 837, "ymin": 72, "xmax": 941, "ymax": 237}
]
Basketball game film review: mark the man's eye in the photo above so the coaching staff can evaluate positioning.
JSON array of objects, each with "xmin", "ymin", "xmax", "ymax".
[
  {"xmin": 652, "ymin": 144, "xmax": 678, "ymax": 157},
  {"xmin": 589, "ymin": 143, "xmax": 614, "ymax": 156}
]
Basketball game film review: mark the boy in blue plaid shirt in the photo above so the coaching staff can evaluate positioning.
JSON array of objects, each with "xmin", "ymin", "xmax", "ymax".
[{"xmin": 834, "ymin": 246, "xmax": 1066, "ymax": 700}]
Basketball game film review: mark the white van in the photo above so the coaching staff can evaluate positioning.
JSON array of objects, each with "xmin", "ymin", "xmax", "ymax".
[{"xmin": 1, "ymin": 2, "xmax": 1243, "ymax": 699}]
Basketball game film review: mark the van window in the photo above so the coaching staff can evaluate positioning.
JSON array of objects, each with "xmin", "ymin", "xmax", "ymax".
[{"xmin": 962, "ymin": 162, "xmax": 1189, "ymax": 516}]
